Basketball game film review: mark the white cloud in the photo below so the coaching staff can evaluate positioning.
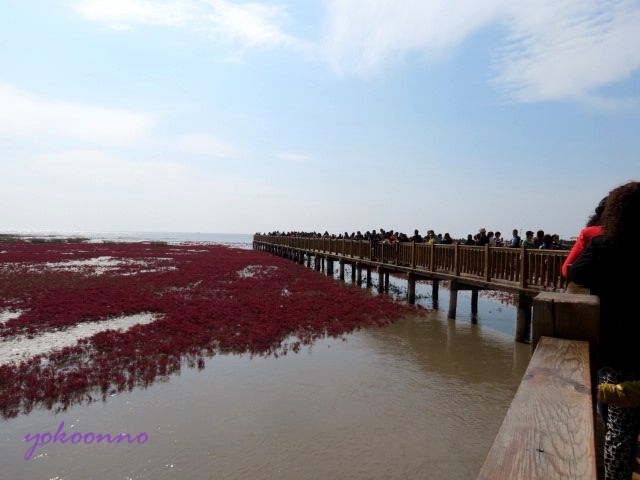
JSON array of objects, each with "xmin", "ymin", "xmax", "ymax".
[
  {"xmin": 176, "ymin": 132, "xmax": 240, "ymax": 158},
  {"xmin": 272, "ymin": 152, "xmax": 312, "ymax": 162},
  {"xmin": 0, "ymin": 83, "xmax": 155, "ymax": 145},
  {"xmin": 73, "ymin": 0, "xmax": 304, "ymax": 50},
  {"xmin": 322, "ymin": 0, "xmax": 640, "ymax": 103},
  {"xmin": 495, "ymin": 1, "xmax": 640, "ymax": 102},
  {"xmin": 323, "ymin": 0, "xmax": 502, "ymax": 75}
]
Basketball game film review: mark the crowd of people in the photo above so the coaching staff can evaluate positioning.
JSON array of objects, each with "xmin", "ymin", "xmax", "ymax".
[{"xmin": 264, "ymin": 228, "xmax": 567, "ymax": 250}]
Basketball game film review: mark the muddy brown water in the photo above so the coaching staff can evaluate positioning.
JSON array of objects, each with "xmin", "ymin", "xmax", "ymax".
[{"xmin": 1, "ymin": 312, "xmax": 529, "ymax": 480}]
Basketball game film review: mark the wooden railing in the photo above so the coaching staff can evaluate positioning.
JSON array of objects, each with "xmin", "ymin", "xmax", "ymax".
[
  {"xmin": 253, "ymin": 235, "xmax": 569, "ymax": 291},
  {"xmin": 477, "ymin": 337, "xmax": 596, "ymax": 480},
  {"xmin": 478, "ymin": 293, "xmax": 600, "ymax": 479}
]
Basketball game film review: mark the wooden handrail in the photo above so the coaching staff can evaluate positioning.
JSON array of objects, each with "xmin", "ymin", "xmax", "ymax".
[
  {"xmin": 253, "ymin": 235, "xmax": 569, "ymax": 291},
  {"xmin": 477, "ymin": 336, "xmax": 596, "ymax": 480}
]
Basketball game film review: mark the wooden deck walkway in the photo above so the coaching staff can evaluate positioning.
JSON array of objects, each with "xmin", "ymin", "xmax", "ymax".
[
  {"xmin": 253, "ymin": 235, "xmax": 570, "ymax": 341},
  {"xmin": 253, "ymin": 235, "xmax": 569, "ymax": 293}
]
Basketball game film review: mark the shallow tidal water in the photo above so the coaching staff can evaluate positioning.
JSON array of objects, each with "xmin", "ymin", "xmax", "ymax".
[{"xmin": 1, "ymin": 311, "xmax": 529, "ymax": 480}]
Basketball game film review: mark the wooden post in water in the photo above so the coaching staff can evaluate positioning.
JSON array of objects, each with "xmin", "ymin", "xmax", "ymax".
[
  {"xmin": 339, "ymin": 260, "xmax": 345, "ymax": 281},
  {"xmin": 515, "ymin": 293, "xmax": 533, "ymax": 343},
  {"xmin": 448, "ymin": 280, "xmax": 458, "ymax": 319},
  {"xmin": 321, "ymin": 257, "xmax": 325, "ymax": 272},
  {"xmin": 306, "ymin": 253, "xmax": 311, "ymax": 268},
  {"xmin": 366, "ymin": 266, "xmax": 372, "ymax": 288},
  {"xmin": 432, "ymin": 280, "xmax": 439, "ymax": 300},
  {"xmin": 384, "ymin": 272, "xmax": 390, "ymax": 292},
  {"xmin": 356, "ymin": 263, "xmax": 362, "ymax": 285},
  {"xmin": 377, "ymin": 267, "xmax": 384, "ymax": 293},
  {"xmin": 326, "ymin": 258, "xmax": 333, "ymax": 276},
  {"xmin": 407, "ymin": 273, "xmax": 416, "ymax": 304},
  {"xmin": 351, "ymin": 263, "xmax": 356, "ymax": 283},
  {"xmin": 471, "ymin": 288, "xmax": 479, "ymax": 315}
]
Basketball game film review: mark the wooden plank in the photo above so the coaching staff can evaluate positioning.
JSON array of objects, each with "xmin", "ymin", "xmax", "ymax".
[{"xmin": 477, "ymin": 337, "xmax": 596, "ymax": 480}]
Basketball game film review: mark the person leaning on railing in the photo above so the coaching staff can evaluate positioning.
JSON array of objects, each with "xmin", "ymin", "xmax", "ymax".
[
  {"xmin": 570, "ymin": 181, "xmax": 640, "ymax": 480},
  {"xmin": 562, "ymin": 197, "xmax": 606, "ymax": 278}
]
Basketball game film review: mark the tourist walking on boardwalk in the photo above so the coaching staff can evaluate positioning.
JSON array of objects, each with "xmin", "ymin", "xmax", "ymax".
[
  {"xmin": 410, "ymin": 229, "xmax": 423, "ymax": 243},
  {"xmin": 571, "ymin": 181, "xmax": 640, "ymax": 480},
  {"xmin": 425, "ymin": 230, "xmax": 436, "ymax": 244},
  {"xmin": 494, "ymin": 231, "xmax": 504, "ymax": 247},
  {"xmin": 509, "ymin": 229, "xmax": 521, "ymax": 248},
  {"xmin": 538, "ymin": 234, "xmax": 554, "ymax": 249},
  {"xmin": 522, "ymin": 231, "xmax": 535, "ymax": 248},
  {"xmin": 562, "ymin": 197, "xmax": 606, "ymax": 277},
  {"xmin": 476, "ymin": 228, "xmax": 489, "ymax": 246},
  {"xmin": 534, "ymin": 230, "xmax": 545, "ymax": 248}
]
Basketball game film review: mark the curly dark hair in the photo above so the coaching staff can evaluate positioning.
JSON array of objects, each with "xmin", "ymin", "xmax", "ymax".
[
  {"xmin": 601, "ymin": 181, "xmax": 640, "ymax": 243},
  {"xmin": 586, "ymin": 196, "xmax": 607, "ymax": 227}
]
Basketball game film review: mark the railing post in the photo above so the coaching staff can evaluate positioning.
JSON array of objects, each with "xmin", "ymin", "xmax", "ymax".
[
  {"xmin": 395, "ymin": 242, "xmax": 399, "ymax": 265},
  {"xmin": 454, "ymin": 242, "xmax": 460, "ymax": 276},
  {"xmin": 411, "ymin": 242, "xmax": 416, "ymax": 268},
  {"xmin": 519, "ymin": 246, "xmax": 528, "ymax": 289},
  {"xmin": 381, "ymin": 243, "xmax": 385, "ymax": 263},
  {"xmin": 484, "ymin": 244, "xmax": 491, "ymax": 282},
  {"xmin": 429, "ymin": 243, "xmax": 435, "ymax": 271}
]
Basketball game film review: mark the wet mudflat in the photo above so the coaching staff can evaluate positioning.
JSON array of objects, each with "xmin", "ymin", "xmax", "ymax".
[{"xmin": 1, "ymin": 313, "xmax": 529, "ymax": 480}]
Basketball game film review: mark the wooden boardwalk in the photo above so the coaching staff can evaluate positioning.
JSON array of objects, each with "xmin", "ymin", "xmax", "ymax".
[{"xmin": 253, "ymin": 235, "xmax": 570, "ymax": 341}]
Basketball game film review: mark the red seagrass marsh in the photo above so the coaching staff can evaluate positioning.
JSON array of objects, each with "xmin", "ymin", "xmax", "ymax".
[{"xmin": 0, "ymin": 241, "xmax": 418, "ymax": 418}]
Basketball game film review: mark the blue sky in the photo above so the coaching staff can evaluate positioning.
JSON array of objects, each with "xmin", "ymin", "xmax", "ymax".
[{"xmin": 1, "ymin": 0, "xmax": 639, "ymax": 237}]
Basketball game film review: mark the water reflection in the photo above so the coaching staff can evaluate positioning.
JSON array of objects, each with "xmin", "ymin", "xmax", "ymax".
[{"xmin": 1, "ymin": 313, "xmax": 529, "ymax": 480}]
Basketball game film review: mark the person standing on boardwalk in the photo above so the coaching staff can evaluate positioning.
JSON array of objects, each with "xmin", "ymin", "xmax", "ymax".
[
  {"xmin": 522, "ymin": 231, "xmax": 535, "ymax": 248},
  {"xmin": 534, "ymin": 230, "xmax": 545, "ymax": 248},
  {"xmin": 494, "ymin": 231, "xmax": 504, "ymax": 247},
  {"xmin": 509, "ymin": 229, "xmax": 521, "ymax": 248},
  {"xmin": 562, "ymin": 197, "xmax": 606, "ymax": 277},
  {"xmin": 476, "ymin": 228, "xmax": 489, "ymax": 246},
  {"xmin": 571, "ymin": 181, "xmax": 640, "ymax": 480}
]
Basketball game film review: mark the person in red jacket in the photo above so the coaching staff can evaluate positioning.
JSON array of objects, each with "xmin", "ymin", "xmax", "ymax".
[{"xmin": 562, "ymin": 197, "xmax": 606, "ymax": 277}]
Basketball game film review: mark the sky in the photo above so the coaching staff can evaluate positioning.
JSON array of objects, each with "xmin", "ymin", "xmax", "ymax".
[{"xmin": 1, "ymin": 0, "xmax": 639, "ymax": 238}]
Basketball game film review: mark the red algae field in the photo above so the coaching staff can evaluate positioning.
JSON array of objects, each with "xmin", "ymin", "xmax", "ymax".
[{"xmin": 0, "ymin": 242, "xmax": 419, "ymax": 419}]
